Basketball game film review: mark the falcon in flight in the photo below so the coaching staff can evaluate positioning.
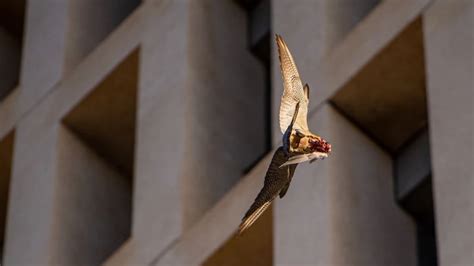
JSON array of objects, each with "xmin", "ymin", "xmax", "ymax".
[{"xmin": 238, "ymin": 35, "xmax": 331, "ymax": 234}]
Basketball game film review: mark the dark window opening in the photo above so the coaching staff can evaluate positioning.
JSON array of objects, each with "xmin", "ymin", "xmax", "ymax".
[
  {"xmin": 0, "ymin": 0, "xmax": 26, "ymax": 101},
  {"xmin": 0, "ymin": 131, "xmax": 14, "ymax": 263}
]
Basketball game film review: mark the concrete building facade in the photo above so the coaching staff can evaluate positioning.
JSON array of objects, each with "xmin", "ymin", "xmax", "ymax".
[{"xmin": 0, "ymin": 0, "xmax": 472, "ymax": 265}]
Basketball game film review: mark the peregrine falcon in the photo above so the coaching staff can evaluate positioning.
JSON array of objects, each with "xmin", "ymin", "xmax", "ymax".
[{"xmin": 238, "ymin": 35, "xmax": 331, "ymax": 234}]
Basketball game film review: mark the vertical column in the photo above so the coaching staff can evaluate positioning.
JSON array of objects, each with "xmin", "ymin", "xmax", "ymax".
[
  {"xmin": 135, "ymin": 0, "xmax": 267, "ymax": 248},
  {"xmin": 5, "ymin": 2, "xmax": 69, "ymax": 263},
  {"xmin": 132, "ymin": 0, "xmax": 189, "ymax": 259},
  {"xmin": 18, "ymin": 0, "xmax": 69, "ymax": 112},
  {"xmin": 423, "ymin": 1, "xmax": 474, "ymax": 266},
  {"xmin": 183, "ymin": 0, "xmax": 266, "ymax": 228},
  {"xmin": 2, "ymin": 119, "xmax": 59, "ymax": 264},
  {"xmin": 274, "ymin": 105, "xmax": 417, "ymax": 266}
]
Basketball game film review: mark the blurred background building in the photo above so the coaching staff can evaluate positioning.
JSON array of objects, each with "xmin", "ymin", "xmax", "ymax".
[{"xmin": 0, "ymin": 0, "xmax": 472, "ymax": 265}]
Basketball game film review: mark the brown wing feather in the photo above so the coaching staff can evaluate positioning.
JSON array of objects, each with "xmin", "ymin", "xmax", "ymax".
[
  {"xmin": 238, "ymin": 147, "xmax": 294, "ymax": 234},
  {"xmin": 276, "ymin": 35, "xmax": 309, "ymax": 134}
]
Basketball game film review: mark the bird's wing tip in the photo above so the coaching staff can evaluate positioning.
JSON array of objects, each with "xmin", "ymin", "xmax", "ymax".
[
  {"xmin": 237, "ymin": 201, "xmax": 271, "ymax": 235},
  {"xmin": 275, "ymin": 34, "xmax": 286, "ymax": 47}
]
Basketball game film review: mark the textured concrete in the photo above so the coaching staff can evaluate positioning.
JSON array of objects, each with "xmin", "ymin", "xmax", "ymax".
[
  {"xmin": 3, "ymin": 3, "xmax": 145, "ymax": 264},
  {"xmin": 110, "ymin": 1, "xmax": 437, "ymax": 264},
  {"xmin": 332, "ymin": 18, "xmax": 427, "ymax": 152},
  {"xmin": 64, "ymin": 0, "xmax": 140, "ymax": 73},
  {"xmin": 18, "ymin": 0, "xmax": 69, "ymax": 113},
  {"xmin": 131, "ymin": 1, "xmax": 266, "ymax": 263},
  {"xmin": 423, "ymin": 1, "xmax": 474, "ymax": 265},
  {"xmin": 151, "ymin": 149, "xmax": 277, "ymax": 266},
  {"xmin": 325, "ymin": 0, "xmax": 381, "ymax": 47},
  {"xmin": 3, "ymin": 121, "xmax": 60, "ymax": 264},
  {"xmin": 274, "ymin": 105, "xmax": 417, "ymax": 266},
  {"xmin": 203, "ymin": 207, "xmax": 273, "ymax": 266},
  {"xmin": 131, "ymin": 0, "xmax": 189, "ymax": 261},
  {"xmin": 1, "ymin": 0, "xmax": 469, "ymax": 265},
  {"xmin": 183, "ymin": 0, "xmax": 266, "ymax": 228},
  {"xmin": 49, "ymin": 127, "xmax": 131, "ymax": 265}
]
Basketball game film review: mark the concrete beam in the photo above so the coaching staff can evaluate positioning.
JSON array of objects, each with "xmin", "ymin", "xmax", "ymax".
[{"xmin": 64, "ymin": 0, "xmax": 141, "ymax": 74}]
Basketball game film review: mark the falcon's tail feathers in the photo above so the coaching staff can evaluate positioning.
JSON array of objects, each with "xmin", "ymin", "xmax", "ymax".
[{"xmin": 238, "ymin": 201, "xmax": 272, "ymax": 235}]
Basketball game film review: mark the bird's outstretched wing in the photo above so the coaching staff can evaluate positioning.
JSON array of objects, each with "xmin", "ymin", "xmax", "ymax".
[
  {"xmin": 276, "ymin": 35, "xmax": 310, "ymax": 134},
  {"xmin": 283, "ymin": 101, "xmax": 300, "ymax": 154},
  {"xmin": 238, "ymin": 147, "xmax": 297, "ymax": 234}
]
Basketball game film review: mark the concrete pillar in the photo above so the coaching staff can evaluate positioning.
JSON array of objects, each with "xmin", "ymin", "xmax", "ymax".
[
  {"xmin": 274, "ymin": 105, "xmax": 417, "ymax": 266},
  {"xmin": 423, "ymin": 1, "xmax": 474, "ymax": 265},
  {"xmin": 18, "ymin": 0, "xmax": 69, "ymax": 112},
  {"xmin": 132, "ymin": 0, "xmax": 189, "ymax": 260},
  {"xmin": 1, "ymin": 3, "xmax": 70, "ymax": 262},
  {"xmin": 133, "ymin": 1, "xmax": 266, "ymax": 261},
  {"xmin": 2, "ymin": 121, "xmax": 59, "ymax": 264},
  {"xmin": 183, "ymin": 0, "xmax": 266, "ymax": 228}
]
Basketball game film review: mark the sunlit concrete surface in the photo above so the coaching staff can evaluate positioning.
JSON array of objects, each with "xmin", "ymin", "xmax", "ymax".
[{"xmin": 0, "ymin": 0, "xmax": 471, "ymax": 265}]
